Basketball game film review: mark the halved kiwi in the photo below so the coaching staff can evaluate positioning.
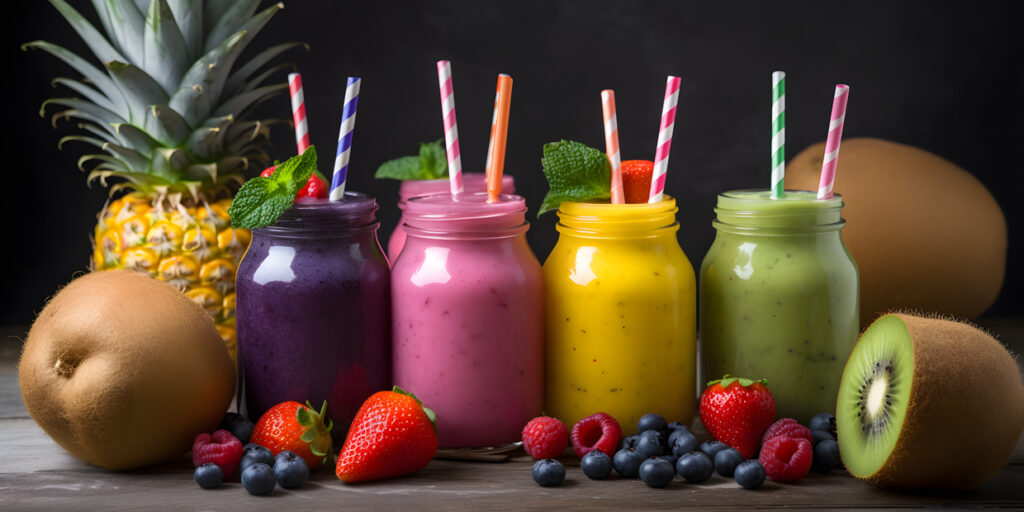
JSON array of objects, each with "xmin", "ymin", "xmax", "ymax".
[{"xmin": 836, "ymin": 313, "xmax": 1024, "ymax": 489}]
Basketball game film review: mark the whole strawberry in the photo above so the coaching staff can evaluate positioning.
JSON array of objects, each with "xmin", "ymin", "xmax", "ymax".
[
  {"xmin": 250, "ymin": 401, "xmax": 333, "ymax": 470},
  {"xmin": 621, "ymin": 160, "xmax": 654, "ymax": 204},
  {"xmin": 699, "ymin": 375, "xmax": 776, "ymax": 459},
  {"xmin": 336, "ymin": 386, "xmax": 438, "ymax": 483}
]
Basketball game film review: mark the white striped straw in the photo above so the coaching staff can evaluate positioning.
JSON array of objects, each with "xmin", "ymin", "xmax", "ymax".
[
  {"xmin": 288, "ymin": 73, "xmax": 310, "ymax": 155},
  {"xmin": 330, "ymin": 76, "xmax": 360, "ymax": 201},
  {"xmin": 817, "ymin": 84, "xmax": 850, "ymax": 199},
  {"xmin": 436, "ymin": 60, "xmax": 464, "ymax": 195},
  {"xmin": 649, "ymin": 76, "xmax": 681, "ymax": 203}
]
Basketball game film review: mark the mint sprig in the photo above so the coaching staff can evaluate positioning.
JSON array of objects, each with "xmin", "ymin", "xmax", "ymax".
[
  {"xmin": 374, "ymin": 139, "xmax": 448, "ymax": 180},
  {"xmin": 538, "ymin": 140, "xmax": 611, "ymax": 216},
  {"xmin": 229, "ymin": 146, "xmax": 318, "ymax": 229}
]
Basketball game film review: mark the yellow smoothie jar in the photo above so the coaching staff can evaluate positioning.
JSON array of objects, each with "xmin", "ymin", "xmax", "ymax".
[{"xmin": 543, "ymin": 197, "xmax": 696, "ymax": 433}]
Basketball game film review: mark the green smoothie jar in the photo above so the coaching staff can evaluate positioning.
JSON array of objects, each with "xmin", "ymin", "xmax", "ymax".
[{"xmin": 700, "ymin": 190, "xmax": 859, "ymax": 422}]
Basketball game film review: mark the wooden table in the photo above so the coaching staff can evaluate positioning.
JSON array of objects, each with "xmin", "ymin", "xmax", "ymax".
[{"xmin": 2, "ymin": 321, "xmax": 1023, "ymax": 510}]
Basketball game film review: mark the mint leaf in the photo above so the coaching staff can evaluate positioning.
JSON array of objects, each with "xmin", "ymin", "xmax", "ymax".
[
  {"xmin": 537, "ymin": 140, "xmax": 611, "ymax": 216},
  {"xmin": 418, "ymin": 139, "xmax": 448, "ymax": 179},
  {"xmin": 374, "ymin": 140, "xmax": 449, "ymax": 180},
  {"xmin": 229, "ymin": 146, "xmax": 318, "ymax": 229},
  {"xmin": 374, "ymin": 155, "xmax": 421, "ymax": 180}
]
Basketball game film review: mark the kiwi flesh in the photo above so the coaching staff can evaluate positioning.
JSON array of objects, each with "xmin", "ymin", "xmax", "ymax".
[{"xmin": 837, "ymin": 313, "xmax": 1024, "ymax": 489}]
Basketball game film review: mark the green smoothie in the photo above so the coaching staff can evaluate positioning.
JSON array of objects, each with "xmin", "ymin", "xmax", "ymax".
[{"xmin": 699, "ymin": 190, "xmax": 859, "ymax": 423}]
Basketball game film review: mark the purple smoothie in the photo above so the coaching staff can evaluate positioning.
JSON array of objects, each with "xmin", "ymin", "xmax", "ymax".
[{"xmin": 236, "ymin": 192, "xmax": 391, "ymax": 442}]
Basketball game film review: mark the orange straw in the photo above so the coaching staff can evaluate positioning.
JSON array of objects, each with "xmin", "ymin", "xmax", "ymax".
[
  {"xmin": 486, "ymin": 74, "xmax": 513, "ymax": 202},
  {"xmin": 601, "ymin": 90, "xmax": 624, "ymax": 204}
]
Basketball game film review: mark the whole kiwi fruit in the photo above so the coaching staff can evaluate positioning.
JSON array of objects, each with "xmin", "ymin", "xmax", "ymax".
[
  {"xmin": 836, "ymin": 312, "xmax": 1024, "ymax": 489},
  {"xmin": 19, "ymin": 270, "xmax": 236, "ymax": 470}
]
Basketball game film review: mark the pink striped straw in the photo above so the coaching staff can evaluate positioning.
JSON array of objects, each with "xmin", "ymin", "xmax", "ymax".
[
  {"xmin": 601, "ymin": 90, "xmax": 624, "ymax": 204},
  {"xmin": 288, "ymin": 73, "xmax": 310, "ymax": 155},
  {"xmin": 817, "ymin": 84, "xmax": 850, "ymax": 199},
  {"xmin": 649, "ymin": 76, "xmax": 681, "ymax": 203},
  {"xmin": 436, "ymin": 60, "xmax": 464, "ymax": 195}
]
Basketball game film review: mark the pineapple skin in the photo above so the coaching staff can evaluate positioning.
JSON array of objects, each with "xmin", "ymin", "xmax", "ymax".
[{"xmin": 93, "ymin": 193, "xmax": 251, "ymax": 362}]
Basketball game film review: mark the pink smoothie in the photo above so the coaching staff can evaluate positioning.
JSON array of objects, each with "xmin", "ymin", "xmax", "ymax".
[
  {"xmin": 391, "ymin": 192, "xmax": 543, "ymax": 448},
  {"xmin": 386, "ymin": 173, "xmax": 514, "ymax": 263}
]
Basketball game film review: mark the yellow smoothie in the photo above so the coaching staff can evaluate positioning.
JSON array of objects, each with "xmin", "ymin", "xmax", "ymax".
[{"xmin": 543, "ymin": 197, "xmax": 697, "ymax": 432}]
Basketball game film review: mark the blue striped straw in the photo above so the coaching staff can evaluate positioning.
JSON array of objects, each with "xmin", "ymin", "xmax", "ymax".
[{"xmin": 330, "ymin": 76, "xmax": 361, "ymax": 201}]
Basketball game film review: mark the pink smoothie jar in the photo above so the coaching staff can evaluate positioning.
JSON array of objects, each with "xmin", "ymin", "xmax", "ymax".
[
  {"xmin": 391, "ymin": 192, "xmax": 543, "ymax": 448},
  {"xmin": 386, "ymin": 173, "xmax": 514, "ymax": 262}
]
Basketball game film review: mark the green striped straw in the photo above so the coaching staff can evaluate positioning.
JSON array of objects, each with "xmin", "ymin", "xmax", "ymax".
[{"xmin": 771, "ymin": 71, "xmax": 786, "ymax": 198}]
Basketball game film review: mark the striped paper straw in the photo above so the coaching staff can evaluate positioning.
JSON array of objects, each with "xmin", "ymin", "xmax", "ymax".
[
  {"xmin": 436, "ymin": 60, "xmax": 464, "ymax": 195},
  {"xmin": 484, "ymin": 86, "xmax": 499, "ymax": 186},
  {"xmin": 649, "ymin": 76, "xmax": 681, "ymax": 203},
  {"xmin": 817, "ymin": 84, "xmax": 850, "ymax": 199},
  {"xmin": 601, "ymin": 90, "xmax": 624, "ymax": 204},
  {"xmin": 771, "ymin": 71, "xmax": 786, "ymax": 199},
  {"xmin": 288, "ymin": 73, "xmax": 310, "ymax": 155},
  {"xmin": 330, "ymin": 76, "xmax": 361, "ymax": 201},
  {"xmin": 486, "ymin": 74, "xmax": 513, "ymax": 202}
]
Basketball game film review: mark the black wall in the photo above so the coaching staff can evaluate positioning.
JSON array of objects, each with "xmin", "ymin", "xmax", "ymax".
[{"xmin": 4, "ymin": 0, "xmax": 1021, "ymax": 324}]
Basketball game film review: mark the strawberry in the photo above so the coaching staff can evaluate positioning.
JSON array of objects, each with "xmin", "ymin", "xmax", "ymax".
[
  {"xmin": 336, "ymin": 386, "xmax": 438, "ymax": 483},
  {"xmin": 250, "ymin": 401, "xmax": 333, "ymax": 470},
  {"xmin": 297, "ymin": 172, "xmax": 328, "ymax": 199},
  {"xmin": 259, "ymin": 165, "xmax": 327, "ymax": 199},
  {"xmin": 698, "ymin": 375, "xmax": 776, "ymax": 459},
  {"xmin": 621, "ymin": 159, "xmax": 654, "ymax": 204}
]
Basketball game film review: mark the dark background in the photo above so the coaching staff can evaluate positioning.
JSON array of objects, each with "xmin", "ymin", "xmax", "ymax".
[{"xmin": 3, "ymin": 0, "xmax": 1021, "ymax": 325}]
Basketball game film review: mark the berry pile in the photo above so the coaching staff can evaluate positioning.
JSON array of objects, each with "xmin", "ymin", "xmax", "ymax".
[
  {"xmin": 191, "ymin": 408, "xmax": 315, "ymax": 496},
  {"xmin": 520, "ymin": 377, "xmax": 843, "ymax": 490}
]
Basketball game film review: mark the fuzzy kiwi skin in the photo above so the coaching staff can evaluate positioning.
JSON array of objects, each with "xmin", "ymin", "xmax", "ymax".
[
  {"xmin": 844, "ymin": 313, "xmax": 1024, "ymax": 489},
  {"xmin": 19, "ymin": 270, "xmax": 236, "ymax": 471}
]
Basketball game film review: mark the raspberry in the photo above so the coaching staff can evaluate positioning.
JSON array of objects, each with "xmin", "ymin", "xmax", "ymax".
[
  {"xmin": 761, "ymin": 418, "xmax": 812, "ymax": 447},
  {"xmin": 758, "ymin": 436, "xmax": 813, "ymax": 482},
  {"xmin": 570, "ymin": 412, "xmax": 623, "ymax": 458},
  {"xmin": 193, "ymin": 429, "xmax": 244, "ymax": 480},
  {"xmin": 521, "ymin": 416, "xmax": 569, "ymax": 460}
]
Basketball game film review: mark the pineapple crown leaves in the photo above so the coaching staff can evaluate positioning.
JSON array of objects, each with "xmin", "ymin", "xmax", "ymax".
[
  {"xmin": 27, "ymin": 0, "xmax": 306, "ymax": 197},
  {"xmin": 706, "ymin": 375, "xmax": 769, "ymax": 389},
  {"xmin": 296, "ymin": 400, "xmax": 334, "ymax": 459}
]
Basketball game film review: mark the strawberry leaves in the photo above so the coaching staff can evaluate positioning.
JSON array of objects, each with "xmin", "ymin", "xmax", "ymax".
[{"xmin": 296, "ymin": 400, "xmax": 333, "ymax": 459}]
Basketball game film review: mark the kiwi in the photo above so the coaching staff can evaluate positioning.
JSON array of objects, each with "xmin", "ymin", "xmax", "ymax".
[{"xmin": 836, "ymin": 313, "xmax": 1024, "ymax": 489}]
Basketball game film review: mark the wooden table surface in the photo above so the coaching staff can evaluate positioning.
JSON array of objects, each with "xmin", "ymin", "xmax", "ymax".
[{"xmin": 2, "ymin": 320, "xmax": 1023, "ymax": 511}]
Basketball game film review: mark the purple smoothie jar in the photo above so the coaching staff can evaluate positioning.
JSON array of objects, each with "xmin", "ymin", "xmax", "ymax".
[
  {"xmin": 236, "ymin": 192, "xmax": 391, "ymax": 442},
  {"xmin": 386, "ymin": 173, "xmax": 514, "ymax": 262}
]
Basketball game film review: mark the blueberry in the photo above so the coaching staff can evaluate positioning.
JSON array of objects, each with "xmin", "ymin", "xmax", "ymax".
[
  {"xmin": 638, "ymin": 457, "xmax": 675, "ymax": 488},
  {"xmin": 656, "ymin": 453, "xmax": 678, "ymax": 466},
  {"xmin": 193, "ymin": 463, "xmax": 223, "ymax": 489},
  {"xmin": 613, "ymin": 448, "xmax": 643, "ymax": 478},
  {"xmin": 713, "ymin": 448, "xmax": 744, "ymax": 477},
  {"xmin": 667, "ymin": 421, "xmax": 690, "ymax": 432},
  {"xmin": 734, "ymin": 460, "xmax": 766, "ymax": 489},
  {"xmin": 675, "ymin": 451, "xmax": 714, "ymax": 483},
  {"xmin": 667, "ymin": 428, "xmax": 688, "ymax": 448},
  {"xmin": 581, "ymin": 450, "xmax": 613, "ymax": 480},
  {"xmin": 241, "ymin": 462, "xmax": 276, "ymax": 495},
  {"xmin": 637, "ymin": 413, "xmax": 669, "ymax": 435},
  {"xmin": 240, "ymin": 444, "xmax": 275, "ymax": 473},
  {"xmin": 808, "ymin": 412, "xmax": 836, "ymax": 435},
  {"xmin": 812, "ymin": 439, "xmax": 841, "ymax": 473},
  {"xmin": 218, "ymin": 412, "xmax": 254, "ymax": 444},
  {"xmin": 618, "ymin": 434, "xmax": 640, "ymax": 451},
  {"xmin": 812, "ymin": 429, "xmax": 835, "ymax": 446},
  {"xmin": 671, "ymin": 432, "xmax": 700, "ymax": 458},
  {"xmin": 273, "ymin": 450, "xmax": 309, "ymax": 489},
  {"xmin": 700, "ymin": 440, "xmax": 729, "ymax": 459},
  {"xmin": 636, "ymin": 430, "xmax": 664, "ymax": 458},
  {"xmin": 532, "ymin": 459, "xmax": 565, "ymax": 486}
]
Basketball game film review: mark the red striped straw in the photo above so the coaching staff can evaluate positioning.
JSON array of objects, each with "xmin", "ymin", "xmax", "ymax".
[
  {"xmin": 288, "ymin": 73, "xmax": 310, "ymax": 155},
  {"xmin": 486, "ymin": 74, "xmax": 513, "ymax": 203},
  {"xmin": 601, "ymin": 90, "xmax": 624, "ymax": 204},
  {"xmin": 436, "ymin": 61, "xmax": 464, "ymax": 195},
  {"xmin": 817, "ymin": 84, "xmax": 850, "ymax": 199},
  {"xmin": 649, "ymin": 76, "xmax": 681, "ymax": 203}
]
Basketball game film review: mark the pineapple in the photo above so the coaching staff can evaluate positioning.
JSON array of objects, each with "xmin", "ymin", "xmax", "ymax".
[{"xmin": 29, "ymin": 0, "xmax": 304, "ymax": 362}]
